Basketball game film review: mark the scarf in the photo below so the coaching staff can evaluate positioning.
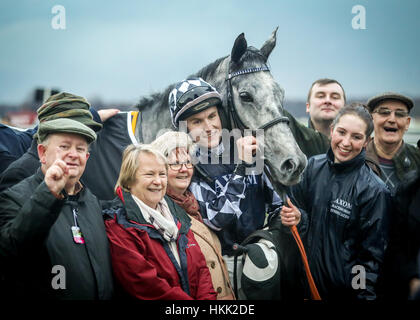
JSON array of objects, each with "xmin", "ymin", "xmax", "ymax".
[
  {"xmin": 132, "ymin": 195, "xmax": 179, "ymax": 242},
  {"xmin": 166, "ymin": 187, "xmax": 204, "ymax": 223}
]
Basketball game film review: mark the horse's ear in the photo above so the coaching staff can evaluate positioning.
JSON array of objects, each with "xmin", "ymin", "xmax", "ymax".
[
  {"xmin": 231, "ymin": 33, "xmax": 247, "ymax": 63},
  {"xmin": 260, "ymin": 27, "xmax": 278, "ymax": 60}
]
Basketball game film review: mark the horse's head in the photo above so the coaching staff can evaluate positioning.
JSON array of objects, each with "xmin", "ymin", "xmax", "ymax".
[
  {"xmin": 139, "ymin": 28, "xmax": 307, "ymax": 190},
  {"xmin": 222, "ymin": 28, "xmax": 307, "ymax": 188}
]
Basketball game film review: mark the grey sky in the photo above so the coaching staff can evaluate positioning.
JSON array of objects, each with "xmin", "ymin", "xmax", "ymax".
[{"xmin": 0, "ymin": 0, "xmax": 419, "ymax": 106}]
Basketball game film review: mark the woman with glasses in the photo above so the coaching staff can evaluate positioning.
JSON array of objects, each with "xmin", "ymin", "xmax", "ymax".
[
  {"xmin": 280, "ymin": 104, "xmax": 391, "ymax": 300},
  {"xmin": 151, "ymin": 131, "xmax": 235, "ymax": 300},
  {"xmin": 365, "ymin": 92, "xmax": 420, "ymax": 195},
  {"xmin": 102, "ymin": 144, "xmax": 217, "ymax": 300}
]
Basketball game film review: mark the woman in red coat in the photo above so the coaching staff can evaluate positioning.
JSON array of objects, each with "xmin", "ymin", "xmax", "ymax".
[{"xmin": 103, "ymin": 144, "xmax": 216, "ymax": 300}]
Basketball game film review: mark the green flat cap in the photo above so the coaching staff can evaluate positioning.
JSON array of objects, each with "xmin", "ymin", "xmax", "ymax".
[
  {"xmin": 366, "ymin": 92, "xmax": 414, "ymax": 112},
  {"xmin": 37, "ymin": 118, "xmax": 97, "ymax": 144},
  {"xmin": 37, "ymin": 92, "xmax": 102, "ymax": 132}
]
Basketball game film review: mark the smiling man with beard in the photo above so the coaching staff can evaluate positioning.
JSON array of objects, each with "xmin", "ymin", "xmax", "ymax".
[{"xmin": 365, "ymin": 92, "xmax": 420, "ymax": 195}]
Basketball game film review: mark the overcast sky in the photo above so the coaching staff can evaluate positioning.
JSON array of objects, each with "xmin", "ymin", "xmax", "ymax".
[{"xmin": 0, "ymin": 0, "xmax": 419, "ymax": 106}]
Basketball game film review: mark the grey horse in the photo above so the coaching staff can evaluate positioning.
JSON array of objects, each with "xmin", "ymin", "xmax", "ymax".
[{"xmin": 135, "ymin": 28, "xmax": 307, "ymax": 190}]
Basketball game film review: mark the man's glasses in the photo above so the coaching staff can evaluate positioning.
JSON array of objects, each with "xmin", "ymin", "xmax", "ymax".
[
  {"xmin": 168, "ymin": 162, "xmax": 194, "ymax": 171},
  {"xmin": 373, "ymin": 108, "xmax": 409, "ymax": 118}
]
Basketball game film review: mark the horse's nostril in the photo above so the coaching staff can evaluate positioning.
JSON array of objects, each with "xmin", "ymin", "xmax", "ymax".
[
  {"xmin": 281, "ymin": 158, "xmax": 296, "ymax": 173},
  {"xmin": 296, "ymin": 163, "xmax": 305, "ymax": 175}
]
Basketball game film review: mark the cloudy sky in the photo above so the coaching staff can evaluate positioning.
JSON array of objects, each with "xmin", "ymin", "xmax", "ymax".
[{"xmin": 0, "ymin": 0, "xmax": 419, "ymax": 106}]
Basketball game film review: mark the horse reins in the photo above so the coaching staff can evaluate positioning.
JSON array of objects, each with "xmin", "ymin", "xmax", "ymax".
[
  {"xmin": 290, "ymin": 224, "xmax": 321, "ymax": 300},
  {"xmin": 226, "ymin": 63, "xmax": 321, "ymax": 300}
]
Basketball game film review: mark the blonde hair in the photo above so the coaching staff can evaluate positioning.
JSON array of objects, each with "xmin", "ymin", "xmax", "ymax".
[
  {"xmin": 150, "ymin": 131, "xmax": 196, "ymax": 160},
  {"xmin": 115, "ymin": 144, "xmax": 168, "ymax": 193}
]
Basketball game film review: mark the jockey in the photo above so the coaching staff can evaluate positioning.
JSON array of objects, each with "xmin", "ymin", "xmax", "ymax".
[{"xmin": 169, "ymin": 77, "xmax": 283, "ymax": 299}]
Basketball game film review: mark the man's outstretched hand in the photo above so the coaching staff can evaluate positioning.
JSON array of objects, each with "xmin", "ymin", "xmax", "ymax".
[{"xmin": 98, "ymin": 108, "xmax": 120, "ymax": 122}]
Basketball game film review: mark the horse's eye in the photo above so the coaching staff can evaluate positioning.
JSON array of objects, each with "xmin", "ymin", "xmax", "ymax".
[{"xmin": 239, "ymin": 92, "xmax": 254, "ymax": 103}]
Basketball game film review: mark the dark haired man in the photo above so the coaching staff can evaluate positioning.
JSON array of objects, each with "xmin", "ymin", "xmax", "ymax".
[
  {"xmin": 306, "ymin": 78, "xmax": 346, "ymax": 138},
  {"xmin": 282, "ymin": 78, "xmax": 346, "ymax": 159}
]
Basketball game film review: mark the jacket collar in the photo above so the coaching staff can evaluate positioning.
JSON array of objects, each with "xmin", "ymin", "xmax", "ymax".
[
  {"xmin": 194, "ymin": 138, "xmax": 238, "ymax": 167},
  {"xmin": 366, "ymin": 138, "xmax": 409, "ymax": 163},
  {"xmin": 34, "ymin": 167, "xmax": 45, "ymax": 183},
  {"xmin": 117, "ymin": 189, "xmax": 191, "ymax": 235},
  {"xmin": 308, "ymin": 118, "xmax": 316, "ymax": 130},
  {"xmin": 195, "ymin": 141, "xmax": 225, "ymax": 162},
  {"xmin": 326, "ymin": 147, "xmax": 366, "ymax": 172},
  {"xmin": 365, "ymin": 138, "xmax": 379, "ymax": 162},
  {"xmin": 30, "ymin": 139, "xmax": 39, "ymax": 158}
]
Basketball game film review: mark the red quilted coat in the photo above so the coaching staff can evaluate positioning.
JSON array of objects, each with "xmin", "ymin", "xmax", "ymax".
[{"xmin": 103, "ymin": 189, "xmax": 216, "ymax": 300}]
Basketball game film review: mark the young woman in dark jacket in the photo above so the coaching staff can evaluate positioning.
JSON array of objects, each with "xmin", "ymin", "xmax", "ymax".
[{"xmin": 280, "ymin": 104, "xmax": 391, "ymax": 300}]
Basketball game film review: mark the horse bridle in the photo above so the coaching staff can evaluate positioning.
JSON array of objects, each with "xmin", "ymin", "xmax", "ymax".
[
  {"xmin": 225, "ymin": 63, "xmax": 291, "ymax": 201},
  {"xmin": 195, "ymin": 64, "xmax": 291, "ymax": 187},
  {"xmin": 225, "ymin": 64, "xmax": 290, "ymax": 134}
]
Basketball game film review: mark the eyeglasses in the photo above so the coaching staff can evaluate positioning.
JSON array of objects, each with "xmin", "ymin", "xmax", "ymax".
[
  {"xmin": 373, "ymin": 108, "xmax": 409, "ymax": 118},
  {"xmin": 168, "ymin": 162, "xmax": 194, "ymax": 171}
]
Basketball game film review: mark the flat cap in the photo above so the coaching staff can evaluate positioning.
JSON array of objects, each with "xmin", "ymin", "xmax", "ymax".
[
  {"xmin": 37, "ymin": 118, "xmax": 97, "ymax": 144},
  {"xmin": 366, "ymin": 92, "xmax": 414, "ymax": 112},
  {"xmin": 37, "ymin": 92, "xmax": 102, "ymax": 132}
]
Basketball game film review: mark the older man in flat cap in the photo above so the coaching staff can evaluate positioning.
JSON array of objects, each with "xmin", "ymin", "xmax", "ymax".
[
  {"xmin": 365, "ymin": 92, "xmax": 420, "ymax": 195},
  {"xmin": 0, "ymin": 118, "xmax": 114, "ymax": 300},
  {"xmin": 366, "ymin": 92, "xmax": 420, "ymax": 301},
  {"xmin": 0, "ymin": 92, "xmax": 118, "ymax": 193}
]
